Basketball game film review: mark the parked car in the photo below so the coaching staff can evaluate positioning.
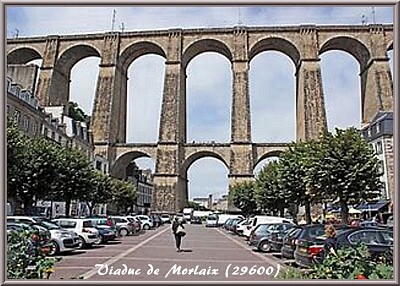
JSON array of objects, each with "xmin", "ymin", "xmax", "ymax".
[
  {"xmin": 314, "ymin": 227, "xmax": 393, "ymax": 265},
  {"xmin": 230, "ymin": 218, "xmax": 245, "ymax": 232},
  {"xmin": 191, "ymin": 216, "xmax": 202, "ymax": 224},
  {"xmin": 8, "ymin": 216, "xmax": 80, "ymax": 255},
  {"xmin": 249, "ymin": 223, "xmax": 294, "ymax": 252},
  {"xmin": 86, "ymin": 218, "xmax": 117, "ymax": 243},
  {"xmin": 243, "ymin": 216, "xmax": 294, "ymax": 239},
  {"xmin": 281, "ymin": 226, "xmax": 304, "ymax": 259},
  {"xmin": 134, "ymin": 215, "xmax": 153, "ymax": 230},
  {"xmin": 265, "ymin": 223, "xmax": 296, "ymax": 252},
  {"xmin": 160, "ymin": 214, "xmax": 171, "ymax": 224},
  {"xmin": 248, "ymin": 223, "xmax": 276, "ymax": 248},
  {"xmin": 112, "ymin": 216, "xmax": 138, "ymax": 236},
  {"xmin": 52, "ymin": 218, "xmax": 100, "ymax": 249},
  {"xmin": 235, "ymin": 219, "xmax": 250, "ymax": 236},
  {"xmin": 294, "ymin": 224, "xmax": 352, "ymax": 268},
  {"xmin": 223, "ymin": 218, "xmax": 234, "ymax": 230},
  {"xmin": 205, "ymin": 214, "xmax": 218, "ymax": 227}
]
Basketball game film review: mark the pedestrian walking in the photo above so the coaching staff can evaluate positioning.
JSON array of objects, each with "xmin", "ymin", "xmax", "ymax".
[{"xmin": 171, "ymin": 216, "xmax": 186, "ymax": 252}]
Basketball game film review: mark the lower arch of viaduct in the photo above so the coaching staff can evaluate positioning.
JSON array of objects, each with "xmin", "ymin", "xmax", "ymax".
[
  {"xmin": 7, "ymin": 24, "xmax": 394, "ymax": 212},
  {"xmin": 109, "ymin": 143, "xmax": 287, "ymax": 212}
]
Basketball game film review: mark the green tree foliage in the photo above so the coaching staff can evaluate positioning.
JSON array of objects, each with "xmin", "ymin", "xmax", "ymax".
[
  {"xmin": 306, "ymin": 128, "xmax": 382, "ymax": 224},
  {"xmin": 278, "ymin": 244, "xmax": 393, "ymax": 279},
  {"xmin": 7, "ymin": 116, "xmax": 28, "ymax": 201},
  {"xmin": 66, "ymin": 101, "xmax": 88, "ymax": 123},
  {"xmin": 279, "ymin": 141, "xmax": 317, "ymax": 224},
  {"xmin": 110, "ymin": 179, "xmax": 138, "ymax": 214},
  {"xmin": 54, "ymin": 147, "xmax": 94, "ymax": 216},
  {"xmin": 82, "ymin": 170, "xmax": 114, "ymax": 215},
  {"xmin": 230, "ymin": 181, "xmax": 257, "ymax": 216},
  {"xmin": 255, "ymin": 161, "xmax": 286, "ymax": 216}
]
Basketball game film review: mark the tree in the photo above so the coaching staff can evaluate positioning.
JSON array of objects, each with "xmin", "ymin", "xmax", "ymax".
[
  {"xmin": 306, "ymin": 128, "xmax": 382, "ymax": 224},
  {"xmin": 279, "ymin": 141, "xmax": 318, "ymax": 224},
  {"xmin": 66, "ymin": 102, "xmax": 87, "ymax": 122},
  {"xmin": 54, "ymin": 146, "xmax": 94, "ymax": 216},
  {"xmin": 255, "ymin": 161, "xmax": 286, "ymax": 217},
  {"xmin": 110, "ymin": 179, "xmax": 138, "ymax": 214},
  {"xmin": 7, "ymin": 116, "xmax": 28, "ymax": 204},
  {"xmin": 230, "ymin": 181, "xmax": 257, "ymax": 217},
  {"xmin": 82, "ymin": 170, "xmax": 113, "ymax": 216}
]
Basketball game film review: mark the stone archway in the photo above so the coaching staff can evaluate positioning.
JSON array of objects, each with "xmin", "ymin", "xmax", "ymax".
[{"xmin": 48, "ymin": 44, "xmax": 101, "ymax": 105}]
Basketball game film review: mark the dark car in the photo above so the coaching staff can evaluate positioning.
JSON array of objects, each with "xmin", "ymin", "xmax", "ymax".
[
  {"xmin": 229, "ymin": 218, "xmax": 244, "ymax": 233},
  {"xmin": 96, "ymin": 227, "xmax": 117, "ymax": 244},
  {"xmin": 266, "ymin": 223, "xmax": 296, "ymax": 252},
  {"xmin": 315, "ymin": 227, "xmax": 393, "ymax": 265},
  {"xmin": 248, "ymin": 223, "xmax": 276, "ymax": 249},
  {"xmin": 191, "ymin": 216, "xmax": 202, "ymax": 224},
  {"xmin": 223, "ymin": 218, "xmax": 234, "ymax": 230},
  {"xmin": 294, "ymin": 224, "xmax": 353, "ymax": 268},
  {"xmin": 281, "ymin": 226, "xmax": 304, "ymax": 259}
]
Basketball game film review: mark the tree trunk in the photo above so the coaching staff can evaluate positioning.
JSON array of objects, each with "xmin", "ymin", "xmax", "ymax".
[
  {"xmin": 88, "ymin": 202, "xmax": 94, "ymax": 216},
  {"xmin": 305, "ymin": 199, "xmax": 312, "ymax": 224},
  {"xmin": 23, "ymin": 197, "xmax": 33, "ymax": 215},
  {"xmin": 279, "ymin": 207, "xmax": 285, "ymax": 217},
  {"xmin": 340, "ymin": 200, "xmax": 349, "ymax": 225},
  {"xmin": 65, "ymin": 199, "xmax": 71, "ymax": 217}
]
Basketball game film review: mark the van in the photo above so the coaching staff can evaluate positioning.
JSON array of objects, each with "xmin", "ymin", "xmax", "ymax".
[{"xmin": 243, "ymin": 216, "xmax": 294, "ymax": 239}]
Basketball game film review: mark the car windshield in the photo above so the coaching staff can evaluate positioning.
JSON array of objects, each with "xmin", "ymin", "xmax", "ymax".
[
  {"xmin": 39, "ymin": 220, "xmax": 61, "ymax": 230},
  {"xmin": 207, "ymin": 215, "xmax": 217, "ymax": 220},
  {"xmin": 255, "ymin": 224, "xmax": 274, "ymax": 233}
]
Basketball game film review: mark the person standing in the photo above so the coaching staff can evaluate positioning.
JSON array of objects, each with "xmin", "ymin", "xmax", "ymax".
[
  {"xmin": 323, "ymin": 224, "xmax": 338, "ymax": 258},
  {"xmin": 171, "ymin": 217, "xmax": 185, "ymax": 252}
]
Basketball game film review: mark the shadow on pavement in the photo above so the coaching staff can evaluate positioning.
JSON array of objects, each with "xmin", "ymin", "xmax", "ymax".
[
  {"xmin": 58, "ymin": 250, "xmax": 86, "ymax": 256},
  {"xmin": 180, "ymin": 249, "xmax": 193, "ymax": 253}
]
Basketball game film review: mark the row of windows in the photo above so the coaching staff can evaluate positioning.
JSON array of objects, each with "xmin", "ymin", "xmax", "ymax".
[{"xmin": 370, "ymin": 141, "xmax": 383, "ymax": 155}]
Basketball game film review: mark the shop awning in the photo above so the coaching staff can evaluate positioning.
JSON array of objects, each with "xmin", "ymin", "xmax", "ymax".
[{"xmin": 355, "ymin": 201, "xmax": 389, "ymax": 212}]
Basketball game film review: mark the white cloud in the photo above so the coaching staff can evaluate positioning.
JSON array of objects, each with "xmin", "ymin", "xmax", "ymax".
[{"xmin": 7, "ymin": 6, "xmax": 394, "ymax": 200}]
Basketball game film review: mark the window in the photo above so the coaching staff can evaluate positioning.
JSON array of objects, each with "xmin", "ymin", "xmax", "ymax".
[
  {"xmin": 376, "ymin": 123, "xmax": 380, "ymax": 133},
  {"xmin": 82, "ymin": 220, "xmax": 93, "ymax": 228},
  {"xmin": 376, "ymin": 141, "xmax": 383, "ymax": 154},
  {"xmin": 348, "ymin": 230, "xmax": 382, "ymax": 245},
  {"xmin": 7, "ymin": 105, "xmax": 10, "ymax": 114},
  {"xmin": 56, "ymin": 220, "xmax": 76, "ymax": 228},
  {"xmin": 14, "ymin": 110, "xmax": 20, "ymax": 123},
  {"xmin": 367, "ymin": 129, "xmax": 372, "ymax": 137},
  {"xmin": 32, "ymin": 123, "xmax": 38, "ymax": 134}
]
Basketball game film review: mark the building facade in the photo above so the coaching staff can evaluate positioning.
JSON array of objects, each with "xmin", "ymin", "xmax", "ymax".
[
  {"xmin": 126, "ymin": 163, "xmax": 154, "ymax": 213},
  {"xmin": 361, "ymin": 111, "xmax": 394, "ymax": 207}
]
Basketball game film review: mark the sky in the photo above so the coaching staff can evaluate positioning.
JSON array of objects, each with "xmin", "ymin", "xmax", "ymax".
[{"xmin": 6, "ymin": 6, "xmax": 394, "ymax": 201}]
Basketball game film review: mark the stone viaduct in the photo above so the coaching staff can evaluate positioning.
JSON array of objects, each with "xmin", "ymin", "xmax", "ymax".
[{"xmin": 7, "ymin": 24, "xmax": 394, "ymax": 212}]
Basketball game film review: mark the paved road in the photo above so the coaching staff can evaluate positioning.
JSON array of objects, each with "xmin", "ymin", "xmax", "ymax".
[{"xmin": 50, "ymin": 224, "xmax": 285, "ymax": 281}]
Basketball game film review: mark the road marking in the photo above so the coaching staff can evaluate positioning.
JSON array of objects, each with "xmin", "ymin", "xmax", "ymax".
[
  {"xmin": 79, "ymin": 227, "xmax": 170, "ymax": 279},
  {"xmin": 215, "ymin": 228, "xmax": 286, "ymax": 269}
]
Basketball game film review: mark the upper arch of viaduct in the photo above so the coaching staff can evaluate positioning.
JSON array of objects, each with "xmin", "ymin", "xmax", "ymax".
[{"xmin": 7, "ymin": 24, "xmax": 394, "ymax": 212}]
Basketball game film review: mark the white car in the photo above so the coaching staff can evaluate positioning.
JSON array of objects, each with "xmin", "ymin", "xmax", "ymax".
[
  {"xmin": 52, "ymin": 218, "xmax": 100, "ymax": 248},
  {"xmin": 205, "ymin": 214, "xmax": 218, "ymax": 227},
  {"xmin": 7, "ymin": 216, "xmax": 80, "ymax": 255},
  {"xmin": 160, "ymin": 214, "xmax": 171, "ymax": 224},
  {"xmin": 134, "ymin": 215, "xmax": 153, "ymax": 230},
  {"xmin": 235, "ymin": 219, "xmax": 250, "ymax": 236}
]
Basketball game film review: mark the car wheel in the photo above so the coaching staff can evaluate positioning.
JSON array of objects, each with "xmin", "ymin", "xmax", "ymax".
[
  {"xmin": 94, "ymin": 236, "xmax": 102, "ymax": 245},
  {"xmin": 143, "ymin": 224, "xmax": 150, "ymax": 230},
  {"xmin": 77, "ymin": 236, "xmax": 86, "ymax": 249},
  {"xmin": 258, "ymin": 241, "xmax": 271, "ymax": 253},
  {"xmin": 48, "ymin": 240, "xmax": 59, "ymax": 256},
  {"xmin": 119, "ymin": 228, "xmax": 129, "ymax": 236}
]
